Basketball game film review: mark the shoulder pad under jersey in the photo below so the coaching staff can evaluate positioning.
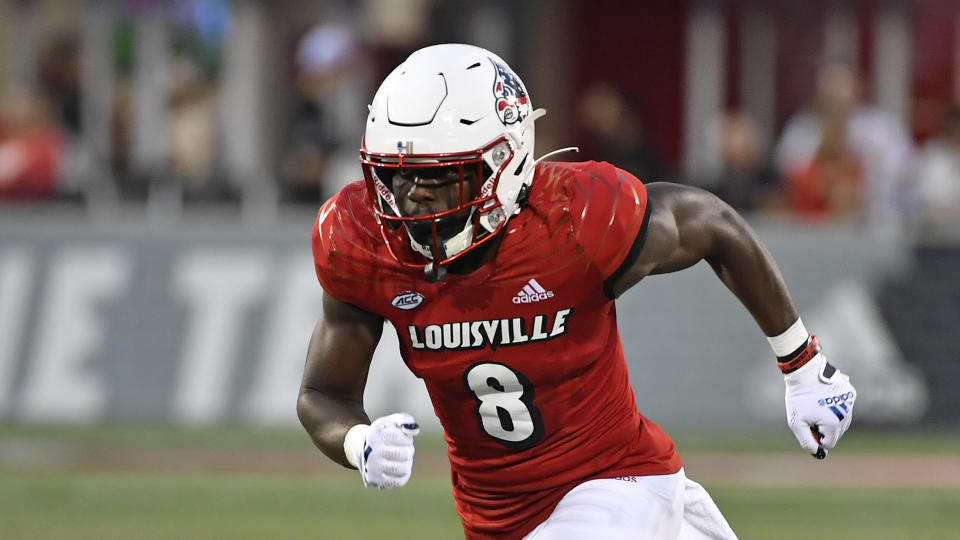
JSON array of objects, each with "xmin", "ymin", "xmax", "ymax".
[
  {"xmin": 312, "ymin": 182, "xmax": 412, "ymax": 309},
  {"xmin": 530, "ymin": 161, "xmax": 650, "ymax": 294}
]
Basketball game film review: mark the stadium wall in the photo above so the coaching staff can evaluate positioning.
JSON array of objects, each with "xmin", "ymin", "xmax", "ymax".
[{"xmin": 0, "ymin": 207, "xmax": 945, "ymax": 431}]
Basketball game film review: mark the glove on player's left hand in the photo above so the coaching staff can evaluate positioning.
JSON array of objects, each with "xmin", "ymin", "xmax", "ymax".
[{"xmin": 784, "ymin": 352, "xmax": 856, "ymax": 459}]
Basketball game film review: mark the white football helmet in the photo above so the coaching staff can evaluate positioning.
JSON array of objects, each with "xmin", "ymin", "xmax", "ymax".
[{"xmin": 360, "ymin": 43, "xmax": 545, "ymax": 280}]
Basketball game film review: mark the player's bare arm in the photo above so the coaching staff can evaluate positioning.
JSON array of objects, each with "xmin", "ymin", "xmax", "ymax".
[
  {"xmin": 614, "ymin": 181, "xmax": 856, "ymax": 459},
  {"xmin": 613, "ymin": 181, "xmax": 797, "ymax": 336},
  {"xmin": 297, "ymin": 292, "xmax": 382, "ymax": 468},
  {"xmin": 298, "ymin": 292, "xmax": 420, "ymax": 488}
]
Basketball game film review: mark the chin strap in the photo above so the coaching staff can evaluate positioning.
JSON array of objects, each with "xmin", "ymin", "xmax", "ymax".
[
  {"xmin": 424, "ymin": 230, "xmax": 448, "ymax": 283},
  {"xmin": 424, "ymin": 262, "xmax": 447, "ymax": 283}
]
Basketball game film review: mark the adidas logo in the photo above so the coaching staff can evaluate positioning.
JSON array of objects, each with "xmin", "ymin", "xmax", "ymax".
[{"xmin": 512, "ymin": 278, "xmax": 554, "ymax": 304}]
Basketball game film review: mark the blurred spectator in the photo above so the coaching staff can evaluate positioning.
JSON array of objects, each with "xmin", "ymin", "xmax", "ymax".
[
  {"xmin": 707, "ymin": 110, "xmax": 782, "ymax": 212},
  {"xmin": 169, "ymin": 55, "xmax": 220, "ymax": 199},
  {"xmin": 37, "ymin": 34, "xmax": 81, "ymax": 136},
  {"xmin": 169, "ymin": 0, "xmax": 231, "ymax": 201},
  {"xmin": 281, "ymin": 23, "xmax": 368, "ymax": 204},
  {"xmin": 775, "ymin": 61, "xmax": 912, "ymax": 225},
  {"xmin": 0, "ymin": 89, "xmax": 65, "ymax": 201},
  {"xmin": 37, "ymin": 33, "xmax": 87, "ymax": 200},
  {"xmin": 909, "ymin": 106, "xmax": 960, "ymax": 232},
  {"xmin": 578, "ymin": 82, "xmax": 663, "ymax": 182},
  {"xmin": 782, "ymin": 108, "xmax": 864, "ymax": 219}
]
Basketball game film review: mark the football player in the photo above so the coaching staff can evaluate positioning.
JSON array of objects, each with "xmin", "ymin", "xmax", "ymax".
[{"xmin": 298, "ymin": 44, "xmax": 856, "ymax": 539}]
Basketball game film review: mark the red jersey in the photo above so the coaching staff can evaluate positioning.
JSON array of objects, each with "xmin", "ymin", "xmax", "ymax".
[{"xmin": 313, "ymin": 161, "xmax": 682, "ymax": 539}]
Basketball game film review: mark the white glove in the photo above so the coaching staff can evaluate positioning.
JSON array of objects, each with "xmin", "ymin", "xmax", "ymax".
[
  {"xmin": 784, "ymin": 353, "xmax": 856, "ymax": 459},
  {"xmin": 344, "ymin": 412, "xmax": 420, "ymax": 490}
]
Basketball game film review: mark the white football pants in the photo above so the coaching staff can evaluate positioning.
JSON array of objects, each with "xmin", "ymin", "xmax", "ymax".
[{"xmin": 522, "ymin": 468, "xmax": 737, "ymax": 540}]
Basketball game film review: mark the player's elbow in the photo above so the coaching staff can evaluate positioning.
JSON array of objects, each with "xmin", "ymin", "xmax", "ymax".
[
  {"xmin": 679, "ymin": 187, "xmax": 744, "ymax": 242},
  {"xmin": 702, "ymin": 197, "xmax": 764, "ymax": 266},
  {"xmin": 296, "ymin": 388, "xmax": 317, "ymax": 430},
  {"xmin": 650, "ymin": 182, "xmax": 736, "ymax": 226},
  {"xmin": 690, "ymin": 187, "xmax": 738, "ymax": 224},
  {"xmin": 686, "ymin": 189, "xmax": 745, "ymax": 241}
]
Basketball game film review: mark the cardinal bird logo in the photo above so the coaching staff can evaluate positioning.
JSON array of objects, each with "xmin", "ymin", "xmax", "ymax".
[{"xmin": 491, "ymin": 59, "xmax": 530, "ymax": 126}]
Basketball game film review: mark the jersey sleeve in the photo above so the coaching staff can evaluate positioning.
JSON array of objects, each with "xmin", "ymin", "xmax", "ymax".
[
  {"xmin": 569, "ymin": 161, "xmax": 651, "ymax": 299},
  {"xmin": 311, "ymin": 183, "xmax": 393, "ymax": 312},
  {"xmin": 312, "ymin": 196, "xmax": 355, "ymax": 305}
]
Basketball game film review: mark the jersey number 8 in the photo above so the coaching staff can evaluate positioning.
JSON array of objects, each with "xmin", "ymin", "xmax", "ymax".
[{"xmin": 463, "ymin": 362, "xmax": 545, "ymax": 450}]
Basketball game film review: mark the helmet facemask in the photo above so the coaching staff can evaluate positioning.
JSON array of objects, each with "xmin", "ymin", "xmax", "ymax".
[{"xmin": 361, "ymin": 137, "xmax": 518, "ymax": 280}]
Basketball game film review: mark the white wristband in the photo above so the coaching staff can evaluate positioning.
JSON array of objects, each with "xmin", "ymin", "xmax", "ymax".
[
  {"xmin": 767, "ymin": 318, "xmax": 809, "ymax": 357},
  {"xmin": 343, "ymin": 424, "xmax": 370, "ymax": 468}
]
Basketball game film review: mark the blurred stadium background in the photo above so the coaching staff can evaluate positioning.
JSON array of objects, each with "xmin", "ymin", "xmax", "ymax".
[{"xmin": 1, "ymin": 0, "xmax": 958, "ymax": 538}]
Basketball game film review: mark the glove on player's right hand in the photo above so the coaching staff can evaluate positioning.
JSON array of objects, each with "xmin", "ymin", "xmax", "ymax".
[{"xmin": 345, "ymin": 413, "xmax": 420, "ymax": 490}]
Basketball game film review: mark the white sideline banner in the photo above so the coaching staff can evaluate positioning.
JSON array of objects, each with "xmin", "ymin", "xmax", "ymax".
[{"xmin": 0, "ymin": 212, "xmax": 928, "ymax": 430}]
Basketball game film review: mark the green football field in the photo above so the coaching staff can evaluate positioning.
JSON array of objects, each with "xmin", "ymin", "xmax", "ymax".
[
  {"xmin": 1, "ymin": 425, "xmax": 958, "ymax": 539},
  {"xmin": 2, "ymin": 472, "xmax": 959, "ymax": 539}
]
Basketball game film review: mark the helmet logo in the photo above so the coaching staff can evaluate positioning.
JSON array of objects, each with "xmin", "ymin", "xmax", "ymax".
[
  {"xmin": 491, "ymin": 59, "xmax": 530, "ymax": 125},
  {"xmin": 397, "ymin": 140, "xmax": 413, "ymax": 154}
]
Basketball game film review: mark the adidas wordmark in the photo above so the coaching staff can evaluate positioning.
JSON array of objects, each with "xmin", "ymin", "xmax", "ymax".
[{"xmin": 512, "ymin": 278, "xmax": 554, "ymax": 304}]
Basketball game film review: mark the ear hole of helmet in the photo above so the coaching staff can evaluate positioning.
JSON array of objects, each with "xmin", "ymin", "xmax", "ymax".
[{"xmin": 513, "ymin": 153, "xmax": 528, "ymax": 177}]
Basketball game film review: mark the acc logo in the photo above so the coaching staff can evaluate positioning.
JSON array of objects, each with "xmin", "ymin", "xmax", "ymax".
[
  {"xmin": 818, "ymin": 391, "xmax": 855, "ymax": 406},
  {"xmin": 391, "ymin": 291, "xmax": 425, "ymax": 310},
  {"xmin": 491, "ymin": 59, "xmax": 530, "ymax": 125}
]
